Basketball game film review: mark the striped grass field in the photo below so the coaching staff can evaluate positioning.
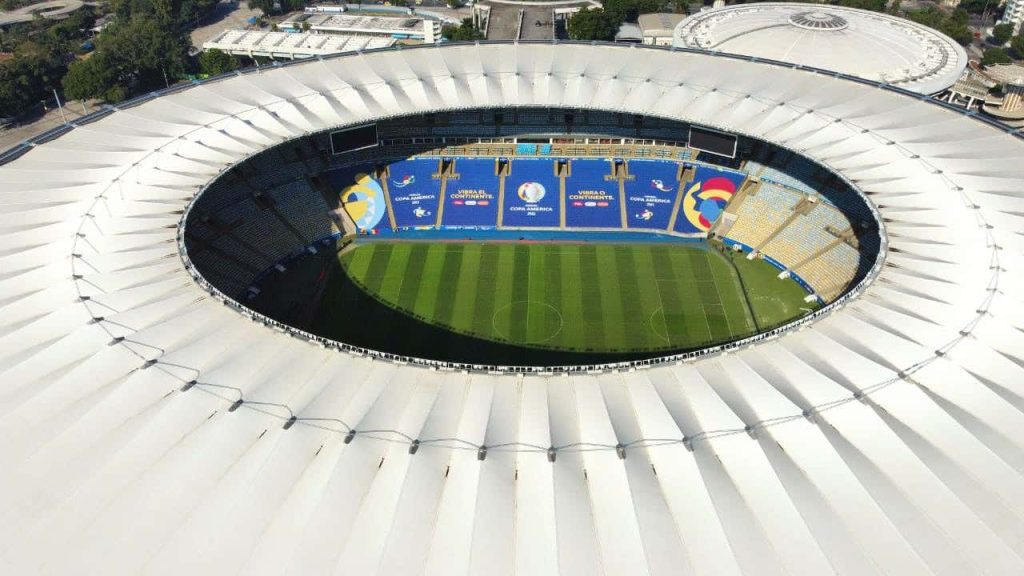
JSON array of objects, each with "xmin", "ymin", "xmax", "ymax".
[{"xmin": 335, "ymin": 241, "xmax": 811, "ymax": 354}]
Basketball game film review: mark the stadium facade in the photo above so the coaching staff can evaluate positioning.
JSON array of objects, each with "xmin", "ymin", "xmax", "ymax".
[{"xmin": 1, "ymin": 42, "xmax": 1024, "ymax": 575}]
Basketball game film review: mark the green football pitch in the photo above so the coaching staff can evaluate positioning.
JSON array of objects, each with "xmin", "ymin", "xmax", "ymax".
[{"xmin": 251, "ymin": 240, "xmax": 815, "ymax": 364}]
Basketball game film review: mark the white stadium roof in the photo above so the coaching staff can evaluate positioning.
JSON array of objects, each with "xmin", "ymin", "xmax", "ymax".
[
  {"xmin": 673, "ymin": 3, "xmax": 969, "ymax": 95},
  {"xmin": 2, "ymin": 42, "xmax": 1024, "ymax": 575}
]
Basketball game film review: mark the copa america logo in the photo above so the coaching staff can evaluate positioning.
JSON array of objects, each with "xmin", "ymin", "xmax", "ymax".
[{"xmin": 517, "ymin": 182, "xmax": 546, "ymax": 203}]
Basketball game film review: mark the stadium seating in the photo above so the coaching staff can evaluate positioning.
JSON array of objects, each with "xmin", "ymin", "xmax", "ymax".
[
  {"xmin": 442, "ymin": 158, "xmax": 500, "ymax": 227},
  {"xmin": 565, "ymin": 158, "xmax": 621, "ymax": 228},
  {"xmin": 184, "ymin": 142, "xmax": 870, "ymax": 302},
  {"xmin": 504, "ymin": 159, "xmax": 561, "ymax": 227},
  {"xmin": 268, "ymin": 179, "xmax": 338, "ymax": 242},
  {"xmin": 759, "ymin": 210, "xmax": 839, "ymax": 269},
  {"xmin": 188, "ymin": 247, "xmax": 252, "ymax": 297},
  {"xmin": 794, "ymin": 241, "xmax": 860, "ymax": 302},
  {"xmin": 625, "ymin": 160, "xmax": 680, "ymax": 230},
  {"xmin": 722, "ymin": 183, "xmax": 802, "ymax": 248},
  {"xmin": 388, "ymin": 159, "xmax": 441, "ymax": 228},
  {"xmin": 516, "ymin": 110, "xmax": 552, "ymax": 125},
  {"xmin": 673, "ymin": 165, "xmax": 747, "ymax": 235}
]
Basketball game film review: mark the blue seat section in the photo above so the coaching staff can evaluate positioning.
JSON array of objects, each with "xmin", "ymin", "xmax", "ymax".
[
  {"xmin": 565, "ymin": 159, "xmax": 621, "ymax": 228},
  {"xmin": 673, "ymin": 165, "xmax": 746, "ymax": 234},
  {"xmin": 503, "ymin": 159, "xmax": 561, "ymax": 227},
  {"xmin": 624, "ymin": 160, "xmax": 680, "ymax": 230},
  {"xmin": 326, "ymin": 163, "xmax": 391, "ymax": 232},
  {"xmin": 387, "ymin": 158, "xmax": 441, "ymax": 228},
  {"xmin": 442, "ymin": 158, "xmax": 500, "ymax": 227}
]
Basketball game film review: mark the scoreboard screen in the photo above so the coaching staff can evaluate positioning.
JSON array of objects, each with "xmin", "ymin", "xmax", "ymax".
[
  {"xmin": 689, "ymin": 126, "xmax": 737, "ymax": 158},
  {"xmin": 330, "ymin": 124, "xmax": 378, "ymax": 155}
]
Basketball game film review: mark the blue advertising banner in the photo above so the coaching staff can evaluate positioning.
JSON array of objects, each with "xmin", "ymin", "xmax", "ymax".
[{"xmin": 503, "ymin": 159, "xmax": 561, "ymax": 227}]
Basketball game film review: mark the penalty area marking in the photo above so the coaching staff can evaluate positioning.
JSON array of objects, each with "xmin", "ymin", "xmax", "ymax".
[{"xmin": 492, "ymin": 300, "xmax": 564, "ymax": 344}]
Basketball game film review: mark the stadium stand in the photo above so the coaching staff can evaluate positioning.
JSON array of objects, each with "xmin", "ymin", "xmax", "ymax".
[
  {"xmin": 180, "ymin": 124, "xmax": 875, "ymax": 303},
  {"xmin": 722, "ymin": 183, "xmax": 802, "ymax": 249},
  {"xmin": 442, "ymin": 158, "xmax": 500, "ymax": 227},
  {"xmin": 747, "ymin": 152, "xmax": 824, "ymax": 195},
  {"xmin": 267, "ymin": 179, "xmax": 338, "ymax": 242},
  {"xmin": 503, "ymin": 159, "xmax": 561, "ymax": 227},
  {"xmin": 673, "ymin": 164, "xmax": 747, "ymax": 235},
  {"xmin": 565, "ymin": 158, "xmax": 621, "ymax": 227},
  {"xmin": 186, "ymin": 248, "xmax": 252, "ymax": 297},
  {"xmin": 625, "ymin": 159, "xmax": 680, "ymax": 230},
  {"xmin": 759, "ymin": 208, "xmax": 841, "ymax": 270},
  {"xmin": 793, "ymin": 241, "xmax": 860, "ymax": 302},
  {"xmin": 387, "ymin": 159, "xmax": 441, "ymax": 228}
]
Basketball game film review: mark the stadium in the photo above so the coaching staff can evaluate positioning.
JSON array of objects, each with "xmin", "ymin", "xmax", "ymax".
[
  {"xmin": 187, "ymin": 107, "xmax": 878, "ymax": 366},
  {"xmin": 2, "ymin": 41, "xmax": 1024, "ymax": 575}
]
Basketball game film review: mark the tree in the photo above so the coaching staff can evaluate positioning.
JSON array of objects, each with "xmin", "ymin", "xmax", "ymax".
[
  {"xmin": 62, "ymin": 14, "xmax": 189, "ymax": 103},
  {"xmin": 248, "ymin": 0, "xmax": 305, "ymax": 14},
  {"xmin": 1012, "ymin": 33, "xmax": 1024, "ymax": 58},
  {"xmin": 0, "ymin": 47, "xmax": 66, "ymax": 118},
  {"xmin": 247, "ymin": 0, "xmax": 275, "ymax": 14},
  {"xmin": 441, "ymin": 19, "xmax": 484, "ymax": 41},
  {"xmin": 992, "ymin": 23, "xmax": 1014, "ymax": 44},
  {"xmin": 981, "ymin": 47, "xmax": 1013, "ymax": 66},
  {"xmin": 833, "ymin": 0, "xmax": 886, "ymax": 12},
  {"xmin": 904, "ymin": 7, "xmax": 973, "ymax": 46},
  {"xmin": 199, "ymin": 49, "xmax": 241, "ymax": 76},
  {"xmin": 958, "ymin": 0, "xmax": 990, "ymax": 14},
  {"xmin": 602, "ymin": 0, "xmax": 664, "ymax": 24},
  {"xmin": 62, "ymin": 55, "xmax": 120, "ymax": 101},
  {"xmin": 566, "ymin": 8, "xmax": 619, "ymax": 41}
]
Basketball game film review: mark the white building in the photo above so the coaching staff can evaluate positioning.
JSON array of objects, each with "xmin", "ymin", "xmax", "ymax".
[
  {"xmin": 636, "ymin": 13, "xmax": 685, "ymax": 46},
  {"xmin": 1000, "ymin": 0, "xmax": 1024, "ymax": 35},
  {"xmin": 674, "ymin": 2, "xmax": 968, "ymax": 95},
  {"xmin": 280, "ymin": 12, "xmax": 442, "ymax": 43},
  {"xmin": 203, "ymin": 29, "xmax": 394, "ymax": 60}
]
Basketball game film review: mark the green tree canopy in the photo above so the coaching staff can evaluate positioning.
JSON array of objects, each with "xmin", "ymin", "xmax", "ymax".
[
  {"xmin": 62, "ymin": 14, "xmax": 189, "ymax": 103},
  {"xmin": 441, "ymin": 19, "xmax": 484, "ymax": 42},
  {"xmin": 981, "ymin": 47, "xmax": 1013, "ymax": 66},
  {"xmin": 114, "ymin": 0, "xmax": 219, "ymax": 26},
  {"xmin": 0, "ymin": 44, "xmax": 66, "ymax": 118},
  {"xmin": 566, "ymin": 8, "xmax": 619, "ymax": 41},
  {"xmin": 601, "ymin": 0, "xmax": 664, "ymax": 24},
  {"xmin": 992, "ymin": 23, "xmax": 1014, "ymax": 44},
  {"xmin": 247, "ymin": 0, "xmax": 306, "ymax": 15},
  {"xmin": 904, "ymin": 7, "xmax": 973, "ymax": 46},
  {"xmin": 958, "ymin": 0, "xmax": 991, "ymax": 14},
  {"xmin": 1012, "ymin": 33, "xmax": 1024, "ymax": 58},
  {"xmin": 832, "ymin": 0, "xmax": 886, "ymax": 12},
  {"xmin": 199, "ymin": 49, "xmax": 241, "ymax": 76}
]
